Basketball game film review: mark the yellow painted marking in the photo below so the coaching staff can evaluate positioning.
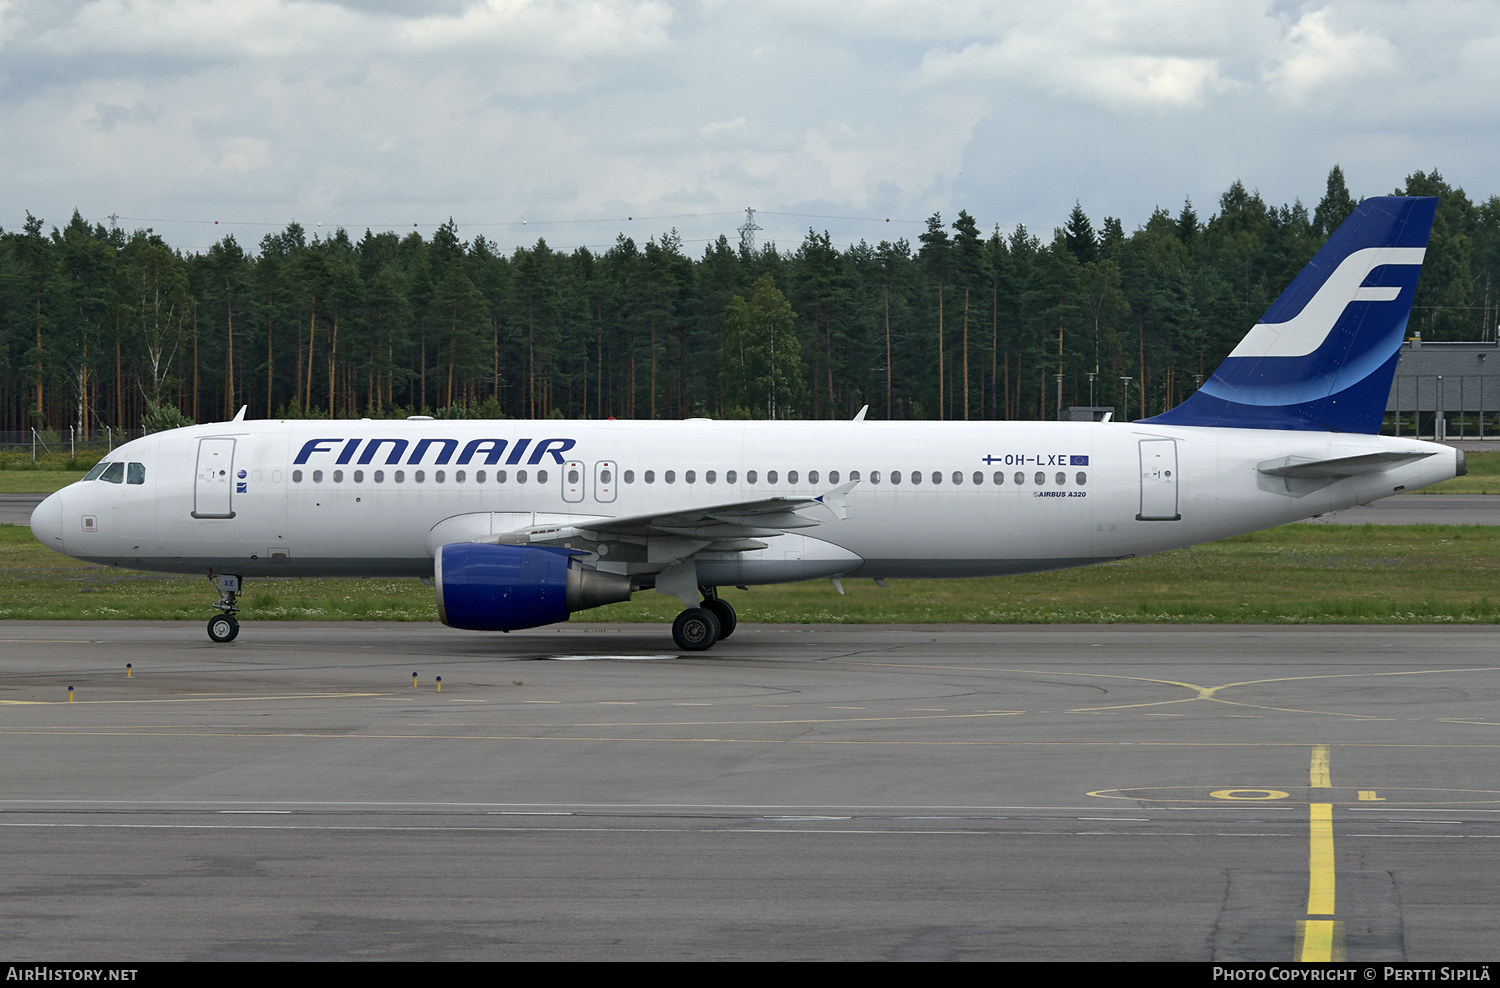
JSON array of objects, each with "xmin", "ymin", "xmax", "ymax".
[
  {"xmin": 1090, "ymin": 784, "xmax": 1500, "ymax": 804},
  {"xmin": 1358, "ymin": 791, "xmax": 1384, "ymax": 801},
  {"xmin": 1310, "ymin": 745, "xmax": 1331, "ymax": 788},
  {"xmin": 1295, "ymin": 920, "xmax": 1344, "ymax": 962},
  {"xmin": 1308, "ymin": 803, "xmax": 1335, "ymax": 915},
  {"xmin": 959, "ymin": 664, "xmax": 1500, "ymax": 718},
  {"xmin": 1211, "ymin": 789, "xmax": 1289, "ymax": 800}
]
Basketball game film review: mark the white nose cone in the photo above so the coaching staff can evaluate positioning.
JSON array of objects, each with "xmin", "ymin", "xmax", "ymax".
[{"xmin": 30, "ymin": 492, "xmax": 64, "ymax": 554}]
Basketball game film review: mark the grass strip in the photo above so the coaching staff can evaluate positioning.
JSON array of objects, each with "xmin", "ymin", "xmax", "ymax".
[{"xmin": 3, "ymin": 521, "xmax": 1498, "ymax": 625}]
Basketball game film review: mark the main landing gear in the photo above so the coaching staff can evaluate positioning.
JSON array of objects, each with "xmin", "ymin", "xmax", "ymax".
[
  {"xmin": 671, "ymin": 586, "xmax": 737, "ymax": 652},
  {"xmin": 207, "ymin": 574, "xmax": 241, "ymax": 643}
]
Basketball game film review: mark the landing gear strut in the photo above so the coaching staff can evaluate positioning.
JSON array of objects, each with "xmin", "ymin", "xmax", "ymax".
[
  {"xmin": 700, "ymin": 587, "xmax": 736, "ymax": 641},
  {"xmin": 670, "ymin": 587, "xmax": 738, "ymax": 652},
  {"xmin": 207, "ymin": 574, "xmax": 242, "ymax": 643}
]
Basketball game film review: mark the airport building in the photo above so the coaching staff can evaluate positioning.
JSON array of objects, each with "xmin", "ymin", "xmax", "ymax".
[
  {"xmin": 1385, "ymin": 336, "xmax": 1500, "ymax": 440},
  {"xmin": 1064, "ymin": 336, "xmax": 1500, "ymax": 439}
]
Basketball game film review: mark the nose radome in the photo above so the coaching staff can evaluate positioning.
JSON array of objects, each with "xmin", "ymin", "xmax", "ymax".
[{"xmin": 30, "ymin": 491, "xmax": 65, "ymax": 554}]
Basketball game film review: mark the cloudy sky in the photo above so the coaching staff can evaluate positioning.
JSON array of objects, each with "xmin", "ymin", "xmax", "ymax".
[{"xmin": 3, "ymin": 0, "xmax": 1498, "ymax": 255}]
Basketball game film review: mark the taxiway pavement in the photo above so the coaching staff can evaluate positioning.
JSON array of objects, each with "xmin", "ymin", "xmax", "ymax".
[{"xmin": 1, "ymin": 621, "xmax": 1497, "ymax": 960}]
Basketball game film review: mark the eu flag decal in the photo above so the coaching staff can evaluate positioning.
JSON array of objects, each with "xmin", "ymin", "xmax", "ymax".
[{"xmin": 1070, "ymin": 455, "xmax": 1089, "ymax": 466}]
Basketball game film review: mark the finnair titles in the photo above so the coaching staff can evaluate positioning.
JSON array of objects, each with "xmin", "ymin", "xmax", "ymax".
[{"xmin": 31, "ymin": 197, "xmax": 1463, "ymax": 651}]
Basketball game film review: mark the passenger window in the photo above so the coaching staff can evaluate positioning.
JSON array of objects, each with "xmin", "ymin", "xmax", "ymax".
[
  {"xmin": 747, "ymin": 470, "xmax": 757, "ymax": 484},
  {"xmin": 1014, "ymin": 472, "xmax": 1024, "ymax": 485},
  {"xmin": 808, "ymin": 470, "xmax": 818, "ymax": 485},
  {"xmin": 456, "ymin": 471, "xmax": 465, "ymax": 483},
  {"xmin": 473, "ymin": 470, "xmax": 483, "ymax": 483},
  {"xmin": 971, "ymin": 471, "xmax": 981, "ymax": 485},
  {"xmin": 909, "ymin": 471, "xmax": 920, "ymax": 485},
  {"xmin": 333, "ymin": 470, "xmax": 344, "ymax": 483},
  {"xmin": 726, "ymin": 470, "xmax": 736, "ymax": 483},
  {"xmin": 414, "ymin": 470, "xmax": 425, "ymax": 483},
  {"xmin": 568, "ymin": 468, "xmax": 579, "ymax": 484},
  {"xmin": 788, "ymin": 470, "xmax": 799, "ymax": 484},
  {"xmin": 623, "ymin": 470, "xmax": 633, "ymax": 483},
  {"xmin": 1076, "ymin": 472, "xmax": 1087, "ymax": 485},
  {"xmin": 931, "ymin": 471, "xmax": 941, "ymax": 485},
  {"xmin": 355, "ymin": 470, "xmax": 365, "ymax": 482},
  {"xmin": 1034, "ymin": 471, "xmax": 1045, "ymax": 485},
  {"xmin": 537, "ymin": 469, "xmax": 548, "ymax": 483},
  {"xmin": 951, "ymin": 471, "xmax": 961, "ymax": 485},
  {"xmin": 101, "ymin": 462, "xmax": 125, "ymax": 484},
  {"xmin": 1056, "ymin": 472, "xmax": 1066, "ymax": 485},
  {"xmin": 705, "ymin": 470, "xmax": 715, "ymax": 484},
  {"xmin": 516, "ymin": 470, "xmax": 527, "ymax": 483},
  {"xmin": 374, "ymin": 470, "xmax": 385, "ymax": 482},
  {"xmin": 768, "ymin": 470, "xmax": 778, "ymax": 484},
  {"xmin": 291, "ymin": 469, "xmax": 303, "ymax": 484},
  {"xmin": 313, "ymin": 470, "xmax": 324, "ymax": 483},
  {"xmin": 665, "ymin": 470, "xmax": 676, "ymax": 484},
  {"xmin": 644, "ymin": 470, "xmax": 655, "ymax": 484},
  {"xmin": 496, "ymin": 470, "xmax": 507, "ymax": 483},
  {"xmin": 395, "ymin": 470, "xmax": 405, "ymax": 483},
  {"xmin": 829, "ymin": 470, "xmax": 839, "ymax": 484},
  {"xmin": 992, "ymin": 472, "xmax": 1002, "ymax": 485},
  {"xmin": 436, "ymin": 470, "xmax": 445, "ymax": 483},
  {"xmin": 127, "ymin": 462, "xmax": 146, "ymax": 485},
  {"xmin": 890, "ymin": 471, "xmax": 901, "ymax": 485},
  {"xmin": 849, "ymin": 471, "xmax": 860, "ymax": 482}
]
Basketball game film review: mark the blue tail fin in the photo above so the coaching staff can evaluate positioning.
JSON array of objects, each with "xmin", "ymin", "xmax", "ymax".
[{"xmin": 1143, "ymin": 196, "xmax": 1437, "ymax": 433}]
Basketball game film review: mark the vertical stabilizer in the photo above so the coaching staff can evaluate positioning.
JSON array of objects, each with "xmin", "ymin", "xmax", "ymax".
[{"xmin": 1144, "ymin": 196, "xmax": 1437, "ymax": 432}]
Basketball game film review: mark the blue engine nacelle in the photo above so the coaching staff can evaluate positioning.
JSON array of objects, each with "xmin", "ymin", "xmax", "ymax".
[{"xmin": 434, "ymin": 542, "xmax": 634, "ymax": 631}]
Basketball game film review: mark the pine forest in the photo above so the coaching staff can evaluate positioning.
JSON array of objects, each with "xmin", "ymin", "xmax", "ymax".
[{"xmin": 4, "ymin": 167, "xmax": 1500, "ymax": 439}]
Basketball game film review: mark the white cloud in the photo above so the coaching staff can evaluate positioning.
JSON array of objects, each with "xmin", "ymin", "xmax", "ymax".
[
  {"xmin": 921, "ymin": 42, "xmax": 1233, "ymax": 110},
  {"xmin": 1262, "ymin": 8, "xmax": 1397, "ymax": 105},
  {"xmin": 1, "ymin": 1, "xmax": 1500, "ymax": 254}
]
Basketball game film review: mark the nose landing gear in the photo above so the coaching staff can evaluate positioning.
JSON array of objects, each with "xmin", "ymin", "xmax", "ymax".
[{"xmin": 207, "ymin": 574, "xmax": 242, "ymax": 643}]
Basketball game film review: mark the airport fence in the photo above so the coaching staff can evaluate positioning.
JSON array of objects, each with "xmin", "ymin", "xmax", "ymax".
[{"xmin": 0, "ymin": 428, "xmax": 145, "ymax": 462}]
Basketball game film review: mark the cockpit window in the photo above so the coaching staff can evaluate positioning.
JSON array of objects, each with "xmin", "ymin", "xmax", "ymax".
[
  {"xmin": 100, "ymin": 462, "xmax": 125, "ymax": 484},
  {"xmin": 127, "ymin": 462, "xmax": 146, "ymax": 485},
  {"xmin": 83, "ymin": 461, "xmax": 110, "ymax": 482}
]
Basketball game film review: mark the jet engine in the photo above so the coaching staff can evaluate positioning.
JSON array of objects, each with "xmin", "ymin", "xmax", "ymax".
[{"xmin": 434, "ymin": 543, "xmax": 633, "ymax": 631}]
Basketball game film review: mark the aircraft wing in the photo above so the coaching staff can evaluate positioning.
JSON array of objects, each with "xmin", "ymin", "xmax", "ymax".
[{"xmin": 497, "ymin": 482, "xmax": 858, "ymax": 544}]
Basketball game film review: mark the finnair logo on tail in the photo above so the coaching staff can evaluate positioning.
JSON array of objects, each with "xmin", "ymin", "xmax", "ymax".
[{"xmin": 1228, "ymin": 247, "xmax": 1426, "ymax": 360}]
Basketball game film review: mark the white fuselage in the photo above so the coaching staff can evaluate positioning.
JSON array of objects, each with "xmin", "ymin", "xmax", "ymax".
[{"xmin": 30, "ymin": 418, "xmax": 1460, "ymax": 588}]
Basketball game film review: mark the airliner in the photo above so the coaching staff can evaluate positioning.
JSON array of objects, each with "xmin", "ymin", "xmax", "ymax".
[{"xmin": 30, "ymin": 197, "xmax": 1461, "ymax": 650}]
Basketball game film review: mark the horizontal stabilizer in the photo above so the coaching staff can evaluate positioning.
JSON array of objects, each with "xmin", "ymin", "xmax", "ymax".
[{"xmin": 1257, "ymin": 450, "xmax": 1434, "ymax": 480}]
